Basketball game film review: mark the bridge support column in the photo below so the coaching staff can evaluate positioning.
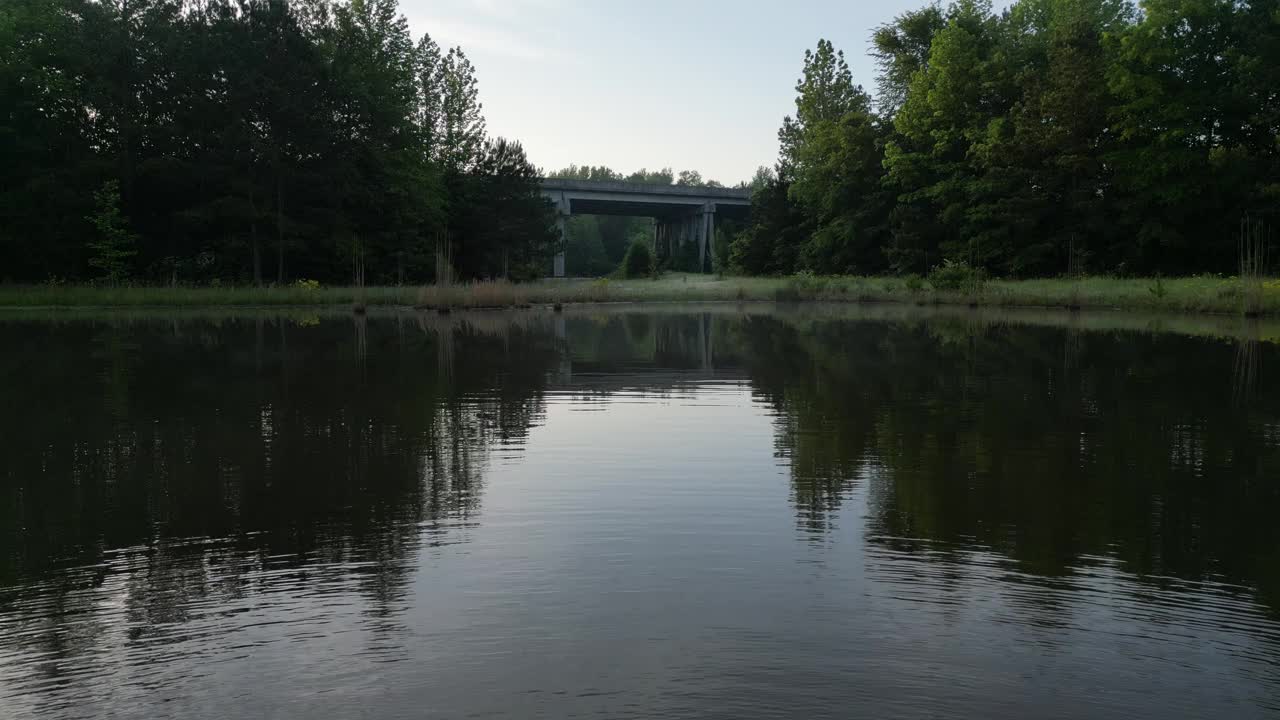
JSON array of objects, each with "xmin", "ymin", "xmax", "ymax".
[
  {"xmin": 704, "ymin": 204, "xmax": 716, "ymax": 273},
  {"xmin": 554, "ymin": 216, "xmax": 566, "ymax": 277},
  {"xmin": 701, "ymin": 211, "xmax": 711, "ymax": 272},
  {"xmin": 551, "ymin": 195, "xmax": 569, "ymax": 277}
]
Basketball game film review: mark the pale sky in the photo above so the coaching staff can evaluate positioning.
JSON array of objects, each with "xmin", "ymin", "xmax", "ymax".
[{"xmin": 399, "ymin": 0, "xmax": 934, "ymax": 186}]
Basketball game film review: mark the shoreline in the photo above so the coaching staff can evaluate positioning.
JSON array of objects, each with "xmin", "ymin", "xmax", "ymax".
[
  {"xmin": 2, "ymin": 273, "xmax": 1277, "ymax": 317},
  {"xmin": 2, "ymin": 298, "xmax": 1277, "ymax": 347}
]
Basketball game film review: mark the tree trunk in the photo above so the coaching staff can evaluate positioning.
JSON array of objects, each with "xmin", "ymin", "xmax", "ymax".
[
  {"xmin": 250, "ymin": 186, "xmax": 262, "ymax": 286},
  {"xmin": 276, "ymin": 171, "xmax": 285, "ymax": 285}
]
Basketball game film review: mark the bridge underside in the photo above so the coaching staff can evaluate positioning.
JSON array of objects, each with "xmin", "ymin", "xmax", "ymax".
[{"xmin": 542, "ymin": 180, "xmax": 752, "ymax": 277}]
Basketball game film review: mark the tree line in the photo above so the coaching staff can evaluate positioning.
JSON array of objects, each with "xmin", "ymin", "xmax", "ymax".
[
  {"xmin": 0, "ymin": 0, "xmax": 557, "ymax": 285},
  {"xmin": 731, "ymin": 0, "xmax": 1280, "ymax": 278}
]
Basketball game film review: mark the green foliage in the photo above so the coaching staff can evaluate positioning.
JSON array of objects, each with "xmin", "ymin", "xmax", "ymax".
[
  {"xmin": 730, "ymin": 178, "xmax": 807, "ymax": 275},
  {"xmin": 86, "ymin": 181, "xmax": 138, "ymax": 286},
  {"xmin": 549, "ymin": 164, "xmax": 721, "ymax": 277},
  {"xmin": 1149, "ymin": 275, "xmax": 1168, "ymax": 299},
  {"xmin": 737, "ymin": 0, "xmax": 1280, "ymax": 281},
  {"xmin": 904, "ymin": 274, "xmax": 924, "ymax": 293},
  {"xmin": 928, "ymin": 259, "xmax": 984, "ymax": 292},
  {"xmin": 778, "ymin": 39, "xmax": 861, "ymax": 177},
  {"xmin": 0, "ymin": 0, "xmax": 551, "ymax": 286},
  {"xmin": 3, "ymin": 273, "xmax": 1280, "ymax": 316},
  {"xmin": 450, "ymin": 138, "xmax": 558, "ymax": 281},
  {"xmin": 871, "ymin": 5, "xmax": 946, "ymax": 114},
  {"xmin": 621, "ymin": 240, "xmax": 654, "ymax": 279}
]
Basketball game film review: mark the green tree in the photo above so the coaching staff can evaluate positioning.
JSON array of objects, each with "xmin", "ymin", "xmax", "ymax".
[
  {"xmin": 86, "ymin": 180, "xmax": 138, "ymax": 285},
  {"xmin": 1106, "ymin": 0, "xmax": 1267, "ymax": 272},
  {"xmin": 790, "ymin": 85, "xmax": 890, "ymax": 273},
  {"xmin": 621, "ymin": 238, "xmax": 654, "ymax": 278},
  {"xmin": 676, "ymin": 169, "xmax": 704, "ymax": 186},
  {"xmin": 883, "ymin": 0, "xmax": 1008, "ymax": 273},
  {"xmin": 871, "ymin": 5, "xmax": 946, "ymax": 116},
  {"xmin": 778, "ymin": 38, "xmax": 861, "ymax": 178},
  {"xmin": 437, "ymin": 46, "xmax": 486, "ymax": 173},
  {"xmin": 451, "ymin": 138, "xmax": 556, "ymax": 280},
  {"xmin": 729, "ymin": 178, "xmax": 807, "ymax": 275}
]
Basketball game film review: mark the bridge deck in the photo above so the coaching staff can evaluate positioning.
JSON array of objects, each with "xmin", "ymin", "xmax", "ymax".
[
  {"xmin": 541, "ymin": 179, "xmax": 750, "ymax": 219},
  {"xmin": 540, "ymin": 179, "xmax": 752, "ymax": 275}
]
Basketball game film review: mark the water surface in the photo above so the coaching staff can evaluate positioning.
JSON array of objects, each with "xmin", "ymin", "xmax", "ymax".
[{"xmin": 2, "ymin": 305, "xmax": 1279, "ymax": 719}]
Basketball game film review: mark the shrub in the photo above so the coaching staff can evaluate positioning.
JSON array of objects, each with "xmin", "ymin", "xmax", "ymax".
[
  {"xmin": 1148, "ymin": 274, "xmax": 1168, "ymax": 299},
  {"xmin": 928, "ymin": 259, "xmax": 984, "ymax": 292},
  {"xmin": 294, "ymin": 278, "xmax": 321, "ymax": 291},
  {"xmin": 621, "ymin": 240, "xmax": 654, "ymax": 279},
  {"xmin": 904, "ymin": 274, "xmax": 924, "ymax": 293}
]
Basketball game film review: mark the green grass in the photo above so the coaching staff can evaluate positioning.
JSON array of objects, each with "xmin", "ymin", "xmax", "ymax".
[
  {"xmin": 4, "ymin": 273, "xmax": 1279, "ymax": 316},
  {"xmin": 0, "ymin": 284, "xmax": 419, "ymax": 308}
]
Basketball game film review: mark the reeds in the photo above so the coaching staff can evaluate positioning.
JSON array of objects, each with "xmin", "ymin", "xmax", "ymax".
[
  {"xmin": 352, "ymin": 238, "xmax": 367, "ymax": 314},
  {"xmin": 1240, "ymin": 215, "xmax": 1269, "ymax": 317},
  {"xmin": 1066, "ymin": 234, "xmax": 1085, "ymax": 310},
  {"xmin": 416, "ymin": 279, "xmax": 528, "ymax": 309}
]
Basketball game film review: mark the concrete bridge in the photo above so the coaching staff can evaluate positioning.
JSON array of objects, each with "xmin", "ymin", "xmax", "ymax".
[{"xmin": 541, "ymin": 179, "xmax": 752, "ymax": 276}]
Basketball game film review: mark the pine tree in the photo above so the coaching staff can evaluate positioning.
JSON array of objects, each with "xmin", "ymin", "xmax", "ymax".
[
  {"xmin": 86, "ymin": 180, "xmax": 138, "ymax": 285},
  {"xmin": 438, "ymin": 47, "xmax": 486, "ymax": 172},
  {"xmin": 777, "ymin": 39, "xmax": 859, "ymax": 179},
  {"xmin": 416, "ymin": 33, "xmax": 445, "ymax": 157}
]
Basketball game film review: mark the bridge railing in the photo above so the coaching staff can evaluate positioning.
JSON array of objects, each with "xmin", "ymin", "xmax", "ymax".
[{"xmin": 540, "ymin": 178, "xmax": 751, "ymax": 201}]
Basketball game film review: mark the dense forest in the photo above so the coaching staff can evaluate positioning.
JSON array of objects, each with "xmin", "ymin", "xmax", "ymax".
[
  {"xmin": 0, "ymin": 0, "xmax": 557, "ymax": 285},
  {"xmin": 732, "ymin": 0, "xmax": 1280, "ymax": 278},
  {"xmin": 5, "ymin": 0, "xmax": 1277, "ymax": 286}
]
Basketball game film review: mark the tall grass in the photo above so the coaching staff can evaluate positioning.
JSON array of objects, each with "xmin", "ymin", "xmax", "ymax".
[
  {"xmin": 1240, "ymin": 215, "xmax": 1269, "ymax": 317},
  {"xmin": 417, "ymin": 279, "xmax": 529, "ymax": 309},
  {"xmin": 0, "ymin": 283, "xmax": 420, "ymax": 307},
  {"xmin": 5, "ymin": 272, "xmax": 1280, "ymax": 316}
]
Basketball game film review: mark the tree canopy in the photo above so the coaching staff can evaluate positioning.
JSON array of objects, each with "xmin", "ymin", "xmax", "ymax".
[
  {"xmin": 732, "ymin": 0, "xmax": 1280, "ymax": 278},
  {"xmin": 0, "ymin": 0, "xmax": 556, "ymax": 285}
]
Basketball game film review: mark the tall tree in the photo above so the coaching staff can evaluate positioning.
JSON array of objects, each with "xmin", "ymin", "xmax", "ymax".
[
  {"xmin": 451, "ymin": 138, "xmax": 556, "ymax": 279},
  {"xmin": 437, "ymin": 47, "xmax": 486, "ymax": 173},
  {"xmin": 871, "ymin": 5, "xmax": 947, "ymax": 116},
  {"xmin": 883, "ymin": 0, "xmax": 1008, "ymax": 272},
  {"xmin": 778, "ymin": 39, "xmax": 860, "ymax": 178},
  {"xmin": 1107, "ymin": 0, "xmax": 1265, "ymax": 272}
]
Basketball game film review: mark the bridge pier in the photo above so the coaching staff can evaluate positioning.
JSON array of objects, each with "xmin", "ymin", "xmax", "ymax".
[
  {"xmin": 658, "ymin": 205, "xmax": 716, "ymax": 272},
  {"xmin": 708, "ymin": 205, "xmax": 717, "ymax": 271},
  {"xmin": 540, "ymin": 179, "xmax": 750, "ymax": 277},
  {"xmin": 552, "ymin": 195, "xmax": 570, "ymax": 277}
]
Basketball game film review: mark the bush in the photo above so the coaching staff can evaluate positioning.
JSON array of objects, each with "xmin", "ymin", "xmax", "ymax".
[
  {"xmin": 904, "ymin": 274, "xmax": 924, "ymax": 293},
  {"xmin": 928, "ymin": 259, "xmax": 984, "ymax": 292},
  {"xmin": 621, "ymin": 240, "xmax": 654, "ymax": 279}
]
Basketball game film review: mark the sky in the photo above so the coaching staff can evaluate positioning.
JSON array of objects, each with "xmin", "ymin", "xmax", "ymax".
[{"xmin": 398, "ymin": 0, "xmax": 934, "ymax": 185}]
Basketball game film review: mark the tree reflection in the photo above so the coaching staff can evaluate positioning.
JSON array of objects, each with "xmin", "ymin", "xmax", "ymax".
[
  {"xmin": 3, "ymin": 306, "xmax": 1280, "ymax": 685},
  {"xmin": 731, "ymin": 313, "xmax": 1280, "ymax": 610},
  {"xmin": 0, "ymin": 311, "xmax": 562, "ymax": 677}
]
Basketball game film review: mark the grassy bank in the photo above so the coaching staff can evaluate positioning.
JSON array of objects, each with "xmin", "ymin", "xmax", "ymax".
[
  {"xmin": 3, "ymin": 273, "xmax": 1279, "ymax": 315},
  {"xmin": 0, "ymin": 284, "xmax": 420, "ymax": 308}
]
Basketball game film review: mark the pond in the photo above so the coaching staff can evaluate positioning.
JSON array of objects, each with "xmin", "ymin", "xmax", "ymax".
[{"xmin": 2, "ymin": 305, "xmax": 1279, "ymax": 719}]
